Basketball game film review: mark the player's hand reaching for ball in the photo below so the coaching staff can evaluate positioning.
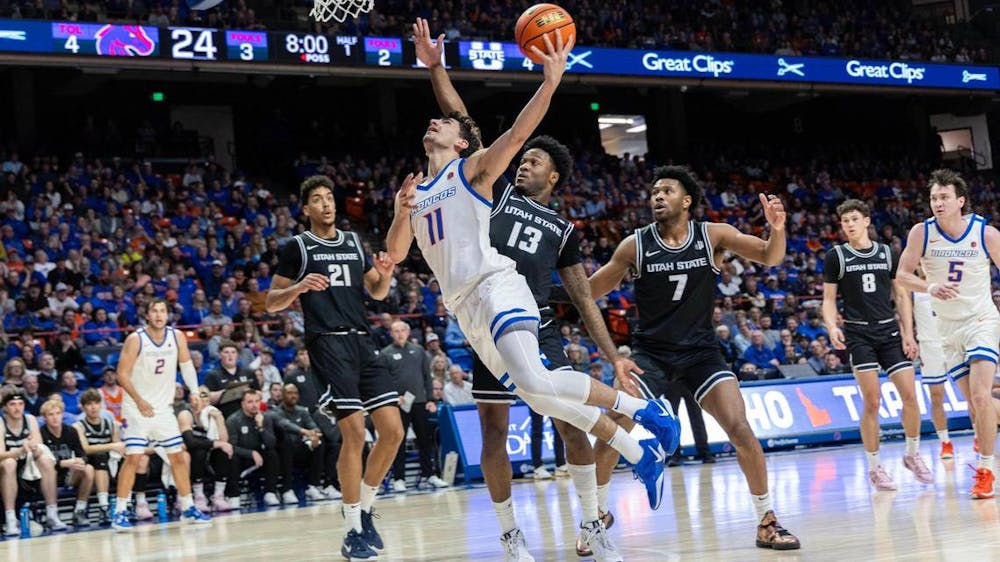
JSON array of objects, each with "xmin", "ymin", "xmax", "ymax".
[
  {"xmin": 137, "ymin": 398, "xmax": 154, "ymax": 418},
  {"xmin": 927, "ymin": 282, "xmax": 960, "ymax": 300},
  {"xmin": 759, "ymin": 193, "xmax": 786, "ymax": 232},
  {"xmin": 532, "ymin": 31, "xmax": 575, "ymax": 85},
  {"xmin": 829, "ymin": 326, "xmax": 846, "ymax": 350},
  {"xmin": 296, "ymin": 273, "xmax": 329, "ymax": 294},
  {"xmin": 412, "ymin": 18, "xmax": 444, "ymax": 69},
  {"xmin": 395, "ymin": 172, "xmax": 423, "ymax": 217}
]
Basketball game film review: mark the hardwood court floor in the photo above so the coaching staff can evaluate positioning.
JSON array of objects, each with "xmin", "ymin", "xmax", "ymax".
[{"xmin": 6, "ymin": 434, "xmax": 1000, "ymax": 561}]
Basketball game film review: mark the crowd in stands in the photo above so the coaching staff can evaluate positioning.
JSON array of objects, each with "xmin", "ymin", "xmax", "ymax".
[{"xmin": 0, "ymin": 0, "xmax": 992, "ymax": 64}]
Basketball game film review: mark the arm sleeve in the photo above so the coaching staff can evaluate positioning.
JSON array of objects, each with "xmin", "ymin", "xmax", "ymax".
[
  {"xmin": 274, "ymin": 238, "xmax": 304, "ymax": 280},
  {"xmin": 823, "ymin": 249, "xmax": 840, "ymax": 284},
  {"xmin": 182, "ymin": 429, "xmax": 214, "ymax": 451},
  {"xmin": 555, "ymin": 225, "xmax": 582, "ymax": 269}
]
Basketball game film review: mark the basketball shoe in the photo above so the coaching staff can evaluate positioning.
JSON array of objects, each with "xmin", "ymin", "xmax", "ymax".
[
  {"xmin": 111, "ymin": 508, "xmax": 134, "ymax": 533},
  {"xmin": 500, "ymin": 528, "xmax": 535, "ymax": 562},
  {"xmin": 360, "ymin": 508, "xmax": 384, "ymax": 552},
  {"xmin": 755, "ymin": 510, "xmax": 801, "ymax": 550},
  {"xmin": 632, "ymin": 438, "xmax": 666, "ymax": 510},
  {"xmin": 940, "ymin": 441, "xmax": 954, "ymax": 460},
  {"xmin": 575, "ymin": 520, "xmax": 623, "ymax": 561},
  {"xmin": 868, "ymin": 466, "xmax": 897, "ymax": 491},
  {"xmin": 633, "ymin": 399, "xmax": 681, "ymax": 457},
  {"xmin": 134, "ymin": 501, "xmax": 154, "ymax": 521},
  {"xmin": 903, "ymin": 453, "xmax": 934, "ymax": 484},
  {"xmin": 341, "ymin": 529, "xmax": 378, "ymax": 561},
  {"xmin": 970, "ymin": 466, "xmax": 996, "ymax": 499},
  {"xmin": 181, "ymin": 506, "xmax": 212, "ymax": 525}
]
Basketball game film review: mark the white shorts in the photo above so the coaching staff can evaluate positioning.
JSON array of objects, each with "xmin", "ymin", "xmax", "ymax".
[
  {"xmin": 939, "ymin": 315, "xmax": 1000, "ymax": 382},
  {"xmin": 918, "ymin": 338, "xmax": 948, "ymax": 385},
  {"xmin": 453, "ymin": 269, "xmax": 540, "ymax": 391},
  {"xmin": 120, "ymin": 407, "xmax": 183, "ymax": 454}
]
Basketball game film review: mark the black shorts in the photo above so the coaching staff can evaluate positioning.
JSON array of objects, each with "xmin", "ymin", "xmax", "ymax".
[
  {"xmin": 472, "ymin": 324, "xmax": 570, "ymax": 404},
  {"xmin": 844, "ymin": 322, "xmax": 912, "ymax": 376},
  {"xmin": 89, "ymin": 453, "xmax": 110, "ymax": 471},
  {"xmin": 308, "ymin": 333, "xmax": 399, "ymax": 420},
  {"xmin": 630, "ymin": 346, "xmax": 737, "ymax": 404}
]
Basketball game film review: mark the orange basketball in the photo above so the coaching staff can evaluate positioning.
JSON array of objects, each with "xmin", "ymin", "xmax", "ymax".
[{"xmin": 515, "ymin": 3, "xmax": 575, "ymax": 65}]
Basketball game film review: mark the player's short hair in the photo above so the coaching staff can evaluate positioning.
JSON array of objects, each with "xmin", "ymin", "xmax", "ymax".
[
  {"xmin": 300, "ymin": 175, "xmax": 335, "ymax": 203},
  {"xmin": 836, "ymin": 199, "xmax": 870, "ymax": 219},
  {"xmin": 79, "ymin": 388, "xmax": 103, "ymax": 406},
  {"xmin": 146, "ymin": 298, "xmax": 168, "ymax": 314},
  {"xmin": 929, "ymin": 168, "xmax": 970, "ymax": 212},
  {"xmin": 219, "ymin": 339, "xmax": 239, "ymax": 354},
  {"xmin": 523, "ymin": 135, "xmax": 572, "ymax": 191},
  {"xmin": 40, "ymin": 399, "xmax": 64, "ymax": 416},
  {"xmin": 652, "ymin": 165, "xmax": 702, "ymax": 209},
  {"xmin": 446, "ymin": 112, "xmax": 482, "ymax": 158}
]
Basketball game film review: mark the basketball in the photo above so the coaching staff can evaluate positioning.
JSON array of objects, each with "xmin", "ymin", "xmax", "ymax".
[{"xmin": 515, "ymin": 3, "xmax": 575, "ymax": 64}]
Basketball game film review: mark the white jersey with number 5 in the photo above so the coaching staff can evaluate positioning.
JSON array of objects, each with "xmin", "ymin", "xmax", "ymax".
[
  {"xmin": 410, "ymin": 158, "xmax": 515, "ymax": 309},
  {"xmin": 125, "ymin": 326, "xmax": 179, "ymax": 414},
  {"xmin": 920, "ymin": 214, "xmax": 997, "ymax": 322}
]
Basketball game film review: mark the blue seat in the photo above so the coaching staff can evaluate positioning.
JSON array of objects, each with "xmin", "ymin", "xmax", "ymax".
[
  {"xmin": 106, "ymin": 352, "xmax": 120, "ymax": 367},
  {"xmin": 446, "ymin": 348, "xmax": 473, "ymax": 373}
]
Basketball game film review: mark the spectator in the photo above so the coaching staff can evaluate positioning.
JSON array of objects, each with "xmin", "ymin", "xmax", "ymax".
[
  {"xmin": 716, "ymin": 325, "xmax": 740, "ymax": 371},
  {"xmin": 48, "ymin": 283, "xmax": 80, "ymax": 317},
  {"xmin": 178, "ymin": 388, "xmax": 234, "ymax": 513},
  {"xmin": 443, "ymin": 365, "xmax": 473, "ymax": 406},
  {"xmin": 267, "ymin": 382, "xmax": 284, "ymax": 409},
  {"xmin": 52, "ymin": 327, "xmax": 90, "ymax": 378},
  {"xmin": 249, "ymin": 348, "xmax": 282, "ymax": 388},
  {"xmin": 431, "ymin": 378, "xmax": 444, "ymax": 402},
  {"xmin": 282, "ymin": 347, "xmax": 342, "ymax": 500},
  {"xmin": 429, "ymin": 355, "xmax": 449, "ymax": 386},
  {"xmin": 372, "ymin": 312, "xmax": 394, "ymax": 349},
  {"xmin": 271, "ymin": 384, "xmax": 327, "ymax": 504},
  {"xmin": 382, "ymin": 321, "xmax": 447, "ymax": 492},
  {"xmin": 423, "ymin": 332, "xmax": 448, "ymax": 366},
  {"xmin": 0, "ymin": 389, "xmax": 66, "ymax": 533},
  {"xmin": 716, "ymin": 269, "xmax": 741, "ymax": 297},
  {"xmin": 732, "ymin": 321, "xmax": 753, "ymax": 354},
  {"xmin": 444, "ymin": 317, "xmax": 470, "ymax": 351},
  {"xmin": 59, "ymin": 371, "xmax": 84, "ymax": 421},
  {"xmin": 799, "ymin": 311, "xmax": 829, "ymax": 341},
  {"xmin": 821, "ymin": 353, "xmax": 849, "ymax": 375},
  {"xmin": 759, "ymin": 316, "xmax": 781, "ymax": 350},
  {"xmin": 742, "ymin": 330, "xmax": 781, "ymax": 379},
  {"xmin": 807, "ymin": 341, "xmax": 828, "ymax": 374},
  {"xmin": 224, "ymin": 389, "xmax": 280, "ymax": 508},
  {"xmin": 40, "ymin": 398, "xmax": 94, "ymax": 527},
  {"xmin": 2, "ymin": 358, "xmax": 27, "ymax": 387},
  {"xmin": 205, "ymin": 340, "xmax": 260, "ymax": 419},
  {"xmin": 35, "ymin": 352, "xmax": 61, "ymax": 398},
  {"xmin": 83, "ymin": 308, "xmax": 120, "ymax": 346},
  {"xmin": 74, "ymin": 389, "xmax": 122, "ymax": 527},
  {"xmin": 99, "ymin": 367, "xmax": 124, "ymax": 423},
  {"xmin": 203, "ymin": 299, "xmax": 234, "ymax": 333},
  {"xmin": 22, "ymin": 374, "xmax": 42, "ymax": 417}
]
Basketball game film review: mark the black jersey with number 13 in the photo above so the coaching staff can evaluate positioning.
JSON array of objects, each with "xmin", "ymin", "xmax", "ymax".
[
  {"xmin": 276, "ymin": 229, "xmax": 373, "ymax": 337},
  {"xmin": 823, "ymin": 242, "xmax": 898, "ymax": 323},
  {"xmin": 632, "ymin": 221, "xmax": 720, "ymax": 353}
]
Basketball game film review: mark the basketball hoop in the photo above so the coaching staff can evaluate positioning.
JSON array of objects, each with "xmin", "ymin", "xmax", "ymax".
[{"xmin": 310, "ymin": 0, "xmax": 373, "ymax": 22}]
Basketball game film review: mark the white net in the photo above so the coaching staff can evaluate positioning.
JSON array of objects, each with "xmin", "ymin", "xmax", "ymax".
[{"xmin": 310, "ymin": 0, "xmax": 374, "ymax": 22}]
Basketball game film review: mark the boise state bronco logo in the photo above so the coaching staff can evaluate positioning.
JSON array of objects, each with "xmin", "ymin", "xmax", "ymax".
[{"xmin": 95, "ymin": 25, "xmax": 156, "ymax": 56}]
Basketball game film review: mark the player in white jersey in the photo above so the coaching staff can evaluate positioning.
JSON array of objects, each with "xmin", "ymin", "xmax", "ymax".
[
  {"xmin": 897, "ymin": 169, "xmax": 999, "ymax": 499},
  {"xmin": 386, "ymin": 32, "xmax": 681, "ymax": 559},
  {"xmin": 112, "ymin": 299, "xmax": 211, "ymax": 530},
  {"xmin": 911, "ymin": 288, "xmax": 955, "ymax": 459}
]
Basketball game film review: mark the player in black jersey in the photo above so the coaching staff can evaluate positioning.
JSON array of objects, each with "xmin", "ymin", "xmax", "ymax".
[
  {"xmin": 75, "ymin": 388, "xmax": 123, "ymax": 526},
  {"xmin": 414, "ymin": 18, "xmax": 639, "ymax": 562},
  {"xmin": 821, "ymin": 199, "xmax": 929, "ymax": 490},
  {"xmin": 266, "ymin": 175, "xmax": 402, "ymax": 561},
  {"xmin": 590, "ymin": 166, "xmax": 800, "ymax": 550}
]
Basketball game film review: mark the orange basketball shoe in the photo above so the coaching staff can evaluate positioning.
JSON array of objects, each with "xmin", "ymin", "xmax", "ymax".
[
  {"xmin": 755, "ymin": 511, "xmax": 800, "ymax": 550},
  {"xmin": 970, "ymin": 466, "xmax": 996, "ymax": 500},
  {"xmin": 940, "ymin": 441, "xmax": 954, "ymax": 460}
]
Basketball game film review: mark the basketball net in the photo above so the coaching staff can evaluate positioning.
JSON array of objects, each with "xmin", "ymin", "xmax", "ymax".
[{"xmin": 310, "ymin": 0, "xmax": 373, "ymax": 22}]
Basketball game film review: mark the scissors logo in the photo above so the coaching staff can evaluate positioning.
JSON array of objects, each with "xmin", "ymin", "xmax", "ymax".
[
  {"xmin": 566, "ymin": 50, "xmax": 593, "ymax": 70},
  {"xmin": 777, "ymin": 58, "xmax": 805, "ymax": 77},
  {"xmin": 0, "ymin": 30, "xmax": 26, "ymax": 40},
  {"xmin": 962, "ymin": 70, "xmax": 987, "ymax": 83}
]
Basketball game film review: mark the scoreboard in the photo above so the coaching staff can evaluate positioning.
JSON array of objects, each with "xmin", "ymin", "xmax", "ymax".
[{"xmin": 0, "ymin": 19, "xmax": 996, "ymax": 91}]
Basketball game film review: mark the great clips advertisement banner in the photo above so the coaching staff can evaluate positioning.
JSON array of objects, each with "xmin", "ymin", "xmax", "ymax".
[{"xmin": 439, "ymin": 374, "xmax": 971, "ymax": 483}]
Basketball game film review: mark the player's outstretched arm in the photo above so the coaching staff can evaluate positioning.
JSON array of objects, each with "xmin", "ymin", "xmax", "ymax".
[
  {"xmin": 589, "ymin": 235, "xmax": 637, "ymax": 298},
  {"xmin": 386, "ymin": 172, "xmax": 423, "ymax": 263},
  {"xmin": 413, "ymin": 18, "xmax": 469, "ymax": 116},
  {"xmin": 463, "ymin": 32, "xmax": 574, "ymax": 197},
  {"xmin": 712, "ymin": 193, "xmax": 786, "ymax": 265},
  {"xmin": 116, "ymin": 333, "xmax": 153, "ymax": 417}
]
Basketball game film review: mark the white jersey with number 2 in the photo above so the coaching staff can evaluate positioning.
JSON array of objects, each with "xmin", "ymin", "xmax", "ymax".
[
  {"xmin": 920, "ymin": 214, "xmax": 997, "ymax": 322},
  {"xmin": 125, "ymin": 326, "xmax": 179, "ymax": 414},
  {"xmin": 410, "ymin": 158, "xmax": 515, "ymax": 309}
]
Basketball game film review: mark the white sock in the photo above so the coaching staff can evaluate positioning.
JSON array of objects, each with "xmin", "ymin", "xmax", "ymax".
[
  {"xmin": 492, "ymin": 497, "xmax": 517, "ymax": 535},
  {"xmin": 46, "ymin": 504, "xmax": 59, "ymax": 520},
  {"xmin": 343, "ymin": 502, "xmax": 362, "ymax": 533},
  {"xmin": 937, "ymin": 429, "xmax": 950, "ymax": 443},
  {"xmin": 4, "ymin": 510, "xmax": 14, "ymax": 524},
  {"xmin": 866, "ymin": 450, "xmax": 881, "ymax": 470},
  {"xmin": 611, "ymin": 392, "xmax": 646, "ymax": 418},
  {"xmin": 360, "ymin": 483, "xmax": 379, "ymax": 512},
  {"xmin": 567, "ymin": 464, "xmax": 599, "ymax": 524},
  {"xmin": 214, "ymin": 482, "xmax": 227, "ymax": 496},
  {"xmin": 97, "ymin": 493, "xmax": 109, "ymax": 507},
  {"xmin": 979, "ymin": 455, "xmax": 995, "ymax": 471},
  {"xmin": 116, "ymin": 497, "xmax": 131, "ymax": 512},
  {"xmin": 607, "ymin": 426, "xmax": 644, "ymax": 464},
  {"xmin": 193, "ymin": 483, "xmax": 204, "ymax": 496},
  {"xmin": 136, "ymin": 492, "xmax": 147, "ymax": 505},
  {"xmin": 752, "ymin": 492, "xmax": 772, "ymax": 521},
  {"xmin": 905, "ymin": 436, "xmax": 920, "ymax": 456},
  {"xmin": 75, "ymin": 500, "xmax": 88, "ymax": 512},
  {"xmin": 596, "ymin": 483, "xmax": 610, "ymax": 514},
  {"xmin": 180, "ymin": 494, "xmax": 194, "ymax": 510}
]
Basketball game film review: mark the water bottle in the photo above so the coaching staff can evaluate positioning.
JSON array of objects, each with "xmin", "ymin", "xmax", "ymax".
[
  {"xmin": 19, "ymin": 505, "xmax": 30, "ymax": 539},
  {"xmin": 110, "ymin": 496, "xmax": 117, "ymax": 517},
  {"xmin": 157, "ymin": 492, "xmax": 168, "ymax": 522}
]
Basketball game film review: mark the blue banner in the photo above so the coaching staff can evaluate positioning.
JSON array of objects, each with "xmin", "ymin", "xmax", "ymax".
[
  {"xmin": 458, "ymin": 40, "xmax": 1000, "ymax": 91},
  {"xmin": 0, "ymin": 20, "xmax": 51, "ymax": 53}
]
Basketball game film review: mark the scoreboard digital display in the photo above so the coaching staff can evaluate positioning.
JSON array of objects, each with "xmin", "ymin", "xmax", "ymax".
[
  {"xmin": 225, "ymin": 30, "xmax": 267, "ymax": 62},
  {"xmin": 363, "ymin": 37, "xmax": 403, "ymax": 67},
  {"xmin": 52, "ymin": 22, "xmax": 160, "ymax": 57}
]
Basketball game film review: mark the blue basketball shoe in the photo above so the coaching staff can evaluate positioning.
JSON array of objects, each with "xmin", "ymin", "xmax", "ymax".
[
  {"xmin": 632, "ymin": 438, "xmax": 667, "ymax": 510},
  {"xmin": 633, "ymin": 398, "xmax": 681, "ymax": 457}
]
